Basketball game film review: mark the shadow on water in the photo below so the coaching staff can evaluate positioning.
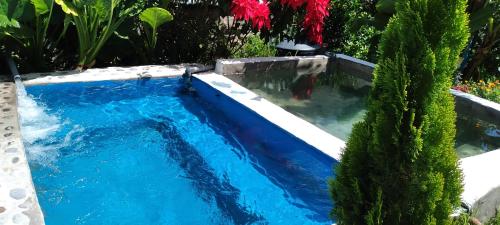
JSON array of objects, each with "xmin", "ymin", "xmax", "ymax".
[
  {"xmin": 46, "ymin": 116, "xmax": 265, "ymax": 225},
  {"xmin": 149, "ymin": 116, "xmax": 265, "ymax": 224},
  {"xmin": 177, "ymin": 90, "xmax": 335, "ymax": 222}
]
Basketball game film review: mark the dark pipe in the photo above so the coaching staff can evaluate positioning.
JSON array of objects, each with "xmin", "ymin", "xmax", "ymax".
[{"xmin": 5, "ymin": 57, "xmax": 21, "ymax": 80}]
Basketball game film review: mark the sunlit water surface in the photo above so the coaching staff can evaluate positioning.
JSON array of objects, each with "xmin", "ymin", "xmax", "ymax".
[{"xmin": 19, "ymin": 78, "xmax": 335, "ymax": 225}]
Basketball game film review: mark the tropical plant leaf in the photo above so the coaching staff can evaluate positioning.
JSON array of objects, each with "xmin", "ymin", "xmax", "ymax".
[
  {"xmin": 31, "ymin": 0, "xmax": 49, "ymax": 16},
  {"xmin": 469, "ymin": 4, "xmax": 495, "ymax": 33},
  {"xmin": 0, "ymin": 14, "xmax": 20, "ymax": 28},
  {"xmin": 0, "ymin": 0, "xmax": 28, "ymax": 28},
  {"xmin": 139, "ymin": 7, "xmax": 173, "ymax": 30},
  {"xmin": 54, "ymin": 0, "xmax": 78, "ymax": 16}
]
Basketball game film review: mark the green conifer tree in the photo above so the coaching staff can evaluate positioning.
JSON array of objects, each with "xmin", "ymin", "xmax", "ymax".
[{"xmin": 329, "ymin": 0, "xmax": 470, "ymax": 224}]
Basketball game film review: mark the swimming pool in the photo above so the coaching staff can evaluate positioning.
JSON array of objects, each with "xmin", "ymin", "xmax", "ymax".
[
  {"xmin": 226, "ymin": 69, "xmax": 499, "ymax": 157},
  {"xmin": 21, "ymin": 78, "xmax": 336, "ymax": 225}
]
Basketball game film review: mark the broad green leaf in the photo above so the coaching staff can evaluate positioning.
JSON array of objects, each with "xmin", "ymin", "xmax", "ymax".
[
  {"xmin": 0, "ymin": 0, "xmax": 28, "ymax": 24},
  {"xmin": 469, "ymin": 4, "xmax": 495, "ymax": 33},
  {"xmin": 0, "ymin": 14, "xmax": 20, "ymax": 28},
  {"xmin": 31, "ymin": 0, "xmax": 49, "ymax": 16},
  {"xmin": 139, "ymin": 7, "xmax": 173, "ymax": 30},
  {"xmin": 54, "ymin": 0, "xmax": 78, "ymax": 16}
]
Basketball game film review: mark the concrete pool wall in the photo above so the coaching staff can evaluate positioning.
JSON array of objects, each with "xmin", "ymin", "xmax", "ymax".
[{"xmin": 216, "ymin": 54, "xmax": 500, "ymax": 126}]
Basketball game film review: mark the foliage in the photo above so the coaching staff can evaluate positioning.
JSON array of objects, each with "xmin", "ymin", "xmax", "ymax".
[
  {"xmin": 139, "ymin": 6, "xmax": 173, "ymax": 60},
  {"xmin": 460, "ymin": 0, "xmax": 499, "ymax": 81},
  {"xmin": 329, "ymin": 0, "xmax": 469, "ymax": 224},
  {"xmin": 325, "ymin": 0, "xmax": 384, "ymax": 62},
  {"xmin": 0, "ymin": 0, "xmax": 26, "ymax": 33},
  {"xmin": 231, "ymin": 34, "xmax": 276, "ymax": 58},
  {"xmin": 453, "ymin": 79, "xmax": 500, "ymax": 103},
  {"xmin": 0, "ymin": 0, "xmax": 59, "ymax": 70},
  {"xmin": 55, "ymin": 0, "xmax": 145, "ymax": 69},
  {"xmin": 151, "ymin": 3, "xmax": 231, "ymax": 64},
  {"xmin": 341, "ymin": 0, "xmax": 380, "ymax": 62}
]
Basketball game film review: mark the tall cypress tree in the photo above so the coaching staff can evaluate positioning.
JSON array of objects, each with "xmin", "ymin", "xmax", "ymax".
[{"xmin": 329, "ymin": 0, "xmax": 469, "ymax": 224}]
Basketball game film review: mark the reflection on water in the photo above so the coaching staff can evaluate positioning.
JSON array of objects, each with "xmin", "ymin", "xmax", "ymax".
[
  {"xmin": 228, "ymin": 69, "xmax": 499, "ymax": 158},
  {"xmin": 227, "ymin": 70, "xmax": 369, "ymax": 140},
  {"xmin": 455, "ymin": 116, "xmax": 500, "ymax": 158}
]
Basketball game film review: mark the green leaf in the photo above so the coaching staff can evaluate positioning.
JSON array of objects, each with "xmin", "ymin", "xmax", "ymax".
[
  {"xmin": 139, "ymin": 7, "xmax": 173, "ymax": 30},
  {"xmin": 54, "ymin": 0, "xmax": 78, "ymax": 16},
  {"xmin": 469, "ymin": 4, "xmax": 495, "ymax": 33},
  {"xmin": 0, "ymin": 14, "xmax": 20, "ymax": 28},
  {"xmin": 94, "ymin": 0, "xmax": 112, "ymax": 19},
  {"xmin": 0, "ymin": 0, "xmax": 28, "ymax": 27},
  {"xmin": 31, "ymin": 0, "xmax": 49, "ymax": 16}
]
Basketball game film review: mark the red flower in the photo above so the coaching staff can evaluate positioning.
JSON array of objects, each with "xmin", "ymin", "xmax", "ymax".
[
  {"xmin": 252, "ymin": 0, "xmax": 271, "ymax": 30},
  {"xmin": 231, "ymin": 0, "xmax": 329, "ymax": 43},
  {"xmin": 231, "ymin": 0, "xmax": 255, "ymax": 21},
  {"xmin": 280, "ymin": 0, "xmax": 307, "ymax": 10},
  {"xmin": 231, "ymin": 0, "xmax": 271, "ymax": 30},
  {"xmin": 303, "ymin": 0, "xmax": 329, "ymax": 44}
]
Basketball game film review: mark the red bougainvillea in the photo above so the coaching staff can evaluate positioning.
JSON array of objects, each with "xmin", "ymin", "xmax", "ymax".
[
  {"xmin": 252, "ymin": 0, "xmax": 271, "ymax": 30},
  {"xmin": 231, "ymin": 0, "xmax": 271, "ymax": 30},
  {"xmin": 279, "ymin": 0, "xmax": 307, "ymax": 10},
  {"xmin": 302, "ymin": 0, "xmax": 329, "ymax": 44},
  {"xmin": 230, "ymin": 0, "xmax": 329, "ymax": 44}
]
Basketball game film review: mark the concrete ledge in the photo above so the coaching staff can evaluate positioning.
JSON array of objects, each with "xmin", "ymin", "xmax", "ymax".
[
  {"xmin": 451, "ymin": 89, "xmax": 500, "ymax": 126},
  {"xmin": 22, "ymin": 64, "xmax": 203, "ymax": 86},
  {"xmin": 460, "ymin": 149, "xmax": 500, "ymax": 207},
  {"xmin": 0, "ymin": 82, "xmax": 44, "ymax": 225},
  {"xmin": 332, "ymin": 54, "xmax": 500, "ymax": 125},
  {"xmin": 215, "ymin": 56, "xmax": 329, "ymax": 76},
  {"xmin": 331, "ymin": 54, "xmax": 375, "ymax": 82},
  {"xmin": 193, "ymin": 72, "xmax": 346, "ymax": 161}
]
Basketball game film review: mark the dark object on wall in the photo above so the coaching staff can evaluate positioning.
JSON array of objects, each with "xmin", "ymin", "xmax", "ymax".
[{"xmin": 276, "ymin": 39, "xmax": 320, "ymax": 56}]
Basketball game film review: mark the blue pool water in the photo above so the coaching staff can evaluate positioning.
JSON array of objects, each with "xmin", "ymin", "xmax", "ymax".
[{"xmin": 22, "ymin": 78, "xmax": 336, "ymax": 225}]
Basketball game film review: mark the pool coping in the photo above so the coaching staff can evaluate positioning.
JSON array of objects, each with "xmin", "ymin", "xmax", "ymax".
[
  {"xmin": 1, "ymin": 80, "xmax": 44, "ymax": 225},
  {"xmin": 20, "ymin": 64, "xmax": 204, "ymax": 86},
  {"xmin": 193, "ymin": 72, "xmax": 346, "ymax": 161}
]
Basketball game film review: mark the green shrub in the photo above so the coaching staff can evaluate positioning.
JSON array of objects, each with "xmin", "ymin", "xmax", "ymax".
[
  {"xmin": 329, "ymin": 0, "xmax": 469, "ymax": 224},
  {"xmin": 231, "ymin": 34, "xmax": 276, "ymax": 58}
]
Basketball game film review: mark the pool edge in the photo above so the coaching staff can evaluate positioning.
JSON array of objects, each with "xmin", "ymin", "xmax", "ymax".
[
  {"xmin": 192, "ymin": 72, "xmax": 346, "ymax": 161},
  {"xmin": 0, "ymin": 81, "xmax": 45, "ymax": 225},
  {"xmin": 21, "ymin": 64, "xmax": 204, "ymax": 86}
]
